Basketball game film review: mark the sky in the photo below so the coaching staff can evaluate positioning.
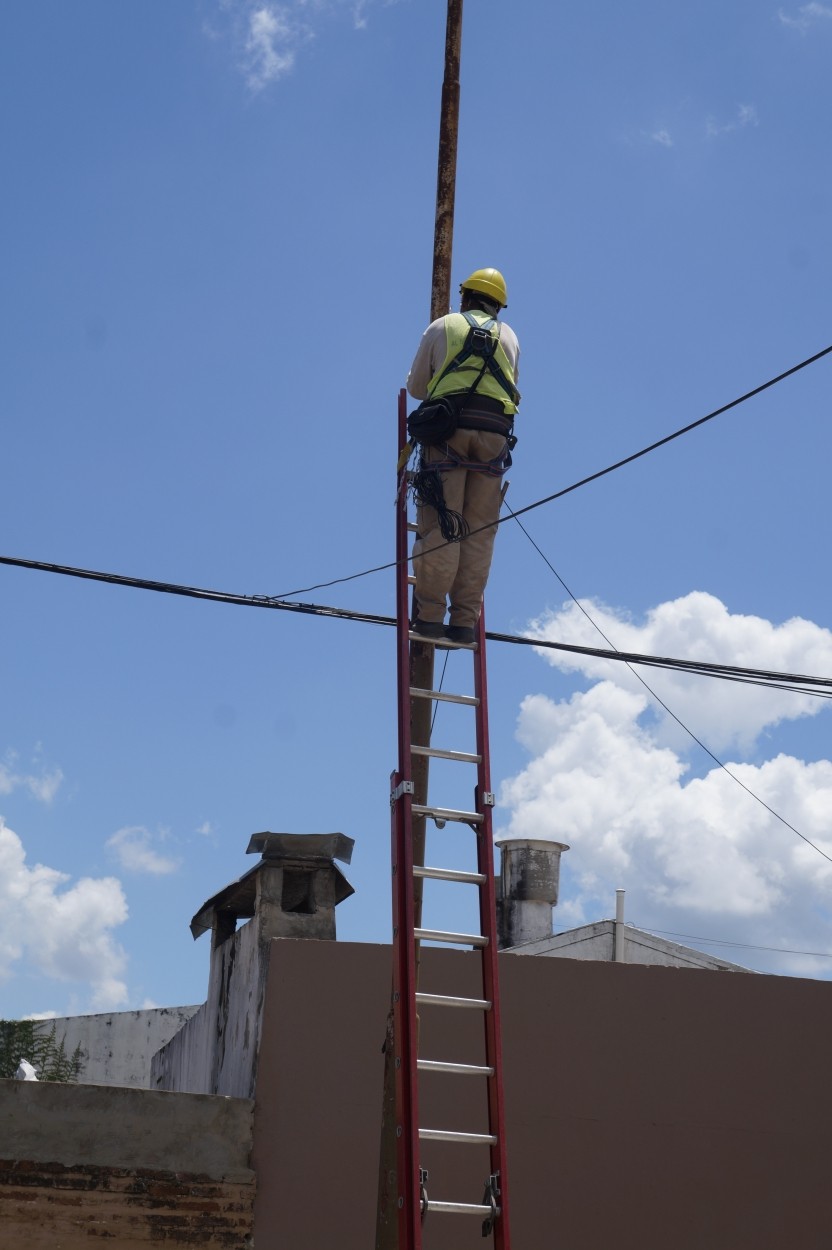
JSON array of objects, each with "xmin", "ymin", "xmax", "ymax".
[{"xmin": 2, "ymin": 0, "xmax": 832, "ymax": 1019}]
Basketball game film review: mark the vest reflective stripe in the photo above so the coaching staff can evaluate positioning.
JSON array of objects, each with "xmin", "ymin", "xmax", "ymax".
[{"xmin": 428, "ymin": 312, "xmax": 518, "ymax": 416}]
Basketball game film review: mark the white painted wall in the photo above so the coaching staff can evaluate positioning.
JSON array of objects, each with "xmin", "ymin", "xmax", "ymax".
[{"xmin": 35, "ymin": 1006, "xmax": 201, "ymax": 1088}]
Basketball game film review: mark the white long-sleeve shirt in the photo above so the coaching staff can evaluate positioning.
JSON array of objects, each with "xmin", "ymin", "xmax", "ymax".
[{"xmin": 406, "ymin": 314, "xmax": 521, "ymax": 401}]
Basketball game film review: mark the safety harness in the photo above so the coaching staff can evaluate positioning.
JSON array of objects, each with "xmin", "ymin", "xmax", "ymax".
[
  {"xmin": 409, "ymin": 313, "xmax": 518, "ymax": 541},
  {"xmin": 426, "ymin": 311, "xmax": 520, "ymax": 412}
]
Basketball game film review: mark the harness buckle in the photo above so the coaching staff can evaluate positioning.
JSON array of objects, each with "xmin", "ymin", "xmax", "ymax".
[{"xmin": 469, "ymin": 327, "xmax": 495, "ymax": 359}]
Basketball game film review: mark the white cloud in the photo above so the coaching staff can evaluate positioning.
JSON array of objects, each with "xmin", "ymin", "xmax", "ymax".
[
  {"xmin": 527, "ymin": 591, "xmax": 831, "ymax": 754},
  {"xmin": 244, "ymin": 5, "xmax": 297, "ymax": 89},
  {"xmin": 208, "ymin": 0, "xmax": 392, "ymax": 90},
  {"xmin": 0, "ymin": 751, "xmax": 63, "ymax": 804},
  {"xmin": 498, "ymin": 593, "xmax": 832, "ymax": 975},
  {"xmin": 195, "ymin": 820, "xmax": 215, "ymax": 836},
  {"xmin": 0, "ymin": 818, "xmax": 129, "ymax": 1009},
  {"xmin": 778, "ymin": 3, "xmax": 832, "ymax": 32},
  {"xmin": 106, "ymin": 826, "xmax": 179, "ymax": 876},
  {"xmin": 649, "ymin": 128, "xmax": 674, "ymax": 148},
  {"xmin": 706, "ymin": 103, "xmax": 758, "ymax": 138}
]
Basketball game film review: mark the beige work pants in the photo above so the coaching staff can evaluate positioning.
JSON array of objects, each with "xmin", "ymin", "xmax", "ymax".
[{"xmin": 412, "ymin": 430, "xmax": 507, "ymax": 629}]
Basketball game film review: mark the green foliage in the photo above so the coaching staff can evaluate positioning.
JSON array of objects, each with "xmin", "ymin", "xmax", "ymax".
[{"xmin": 0, "ymin": 1019, "xmax": 84, "ymax": 1082}]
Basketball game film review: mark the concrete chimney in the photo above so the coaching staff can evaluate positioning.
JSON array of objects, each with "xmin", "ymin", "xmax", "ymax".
[
  {"xmin": 495, "ymin": 838, "xmax": 569, "ymax": 950},
  {"xmin": 152, "ymin": 833, "xmax": 354, "ymax": 1099}
]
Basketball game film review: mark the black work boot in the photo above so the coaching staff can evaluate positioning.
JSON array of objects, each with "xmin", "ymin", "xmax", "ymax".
[
  {"xmin": 411, "ymin": 618, "xmax": 447, "ymax": 640},
  {"xmin": 445, "ymin": 624, "xmax": 476, "ymax": 645}
]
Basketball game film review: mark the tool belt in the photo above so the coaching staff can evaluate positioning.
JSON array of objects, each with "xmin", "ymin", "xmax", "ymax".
[{"xmin": 408, "ymin": 394, "xmax": 515, "ymax": 447}]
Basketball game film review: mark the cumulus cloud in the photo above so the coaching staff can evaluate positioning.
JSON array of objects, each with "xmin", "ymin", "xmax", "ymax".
[
  {"xmin": 0, "ymin": 751, "xmax": 63, "ymax": 804},
  {"xmin": 778, "ymin": 3, "xmax": 832, "ymax": 32},
  {"xmin": 497, "ymin": 593, "xmax": 832, "ymax": 975},
  {"xmin": 0, "ymin": 818, "xmax": 128, "ymax": 1009},
  {"xmin": 648, "ymin": 128, "xmax": 674, "ymax": 148},
  {"xmin": 106, "ymin": 826, "xmax": 179, "ymax": 875},
  {"xmin": 527, "ymin": 591, "xmax": 831, "ymax": 754}
]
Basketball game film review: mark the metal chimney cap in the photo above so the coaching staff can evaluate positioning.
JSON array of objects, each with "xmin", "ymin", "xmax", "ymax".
[
  {"xmin": 246, "ymin": 831, "xmax": 354, "ymax": 864},
  {"xmin": 495, "ymin": 837, "xmax": 570, "ymax": 854}
]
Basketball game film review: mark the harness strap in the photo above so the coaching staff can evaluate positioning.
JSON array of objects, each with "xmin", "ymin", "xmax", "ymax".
[
  {"xmin": 426, "ymin": 439, "xmax": 512, "ymax": 478},
  {"xmin": 427, "ymin": 313, "xmax": 519, "ymax": 408}
]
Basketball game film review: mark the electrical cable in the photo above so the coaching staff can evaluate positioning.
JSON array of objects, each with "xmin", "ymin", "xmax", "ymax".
[
  {"xmin": 271, "ymin": 341, "xmax": 832, "ymax": 601},
  {"xmin": 503, "ymin": 505, "xmax": 832, "ymax": 867},
  {"xmin": 633, "ymin": 925, "xmax": 832, "ymax": 960},
  {"xmin": 3, "ymin": 552, "xmax": 832, "ymax": 698}
]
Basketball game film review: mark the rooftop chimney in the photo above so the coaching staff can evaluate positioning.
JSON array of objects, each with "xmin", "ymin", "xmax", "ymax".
[
  {"xmin": 495, "ymin": 838, "xmax": 569, "ymax": 950},
  {"xmin": 152, "ymin": 833, "xmax": 354, "ymax": 1099}
]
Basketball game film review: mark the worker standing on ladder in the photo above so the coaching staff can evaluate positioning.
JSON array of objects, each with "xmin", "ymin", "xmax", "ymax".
[{"xmin": 406, "ymin": 267, "xmax": 520, "ymax": 645}]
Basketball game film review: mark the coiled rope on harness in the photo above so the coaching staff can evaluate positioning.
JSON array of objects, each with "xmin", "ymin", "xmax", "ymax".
[
  {"xmin": 409, "ymin": 436, "xmax": 513, "ymax": 543},
  {"xmin": 409, "ymin": 459, "xmax": 469, "ymax": 543}
]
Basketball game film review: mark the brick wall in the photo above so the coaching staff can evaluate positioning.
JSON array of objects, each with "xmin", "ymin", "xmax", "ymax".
[{"xmin": 0, "ymin": 1080, "xmax": 254, "ymax": 1249}]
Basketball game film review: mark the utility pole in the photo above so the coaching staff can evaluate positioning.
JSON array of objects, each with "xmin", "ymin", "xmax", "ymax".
[{"xmin": 375, "ymin": 4, "xmax": 464, "ymax": 1246}]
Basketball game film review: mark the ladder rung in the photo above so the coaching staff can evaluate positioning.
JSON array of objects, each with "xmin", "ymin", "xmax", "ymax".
[
  {"xmin": 410, "ymin": 687, "xmax": 479, "ymax": 707},
  {"xmin": 407, "ymin": 631, "xmax": 477, "ymax": 651},
  {"xmin": 419, "ymin": 1128, "xmax": 498, "ymax": 1145},
  {"xmin": 407, "ymin": 574, "xmax": 416, "ymax": 584},
  {"xmin": 418, "ymin": 1059, "xmax": 494, "ymax": 1076},
  {"xmin": 416, "ymin": 993, "xmax": 491, "ymax": 1011},
  {"xmin": 423, "ymin": 1200, "xmax": 500, "ymax": 1217},
  {"xmin": 414, "ymin": 865, "xmax": 487, "ymax": 885},
  {"xmin": 412, "ymin": 804, "xmax": 483, "ymax": 826},
  {"xmin": 406, "ymin": 521, "xmax": 419, "ymax": 532},
  {"xmin": 414, "ymin": 927, "xmax": 488, "ymax": 948},
  {"xmin": 411, "ymin": 744, "xmax": 481, "ymax": 764}
]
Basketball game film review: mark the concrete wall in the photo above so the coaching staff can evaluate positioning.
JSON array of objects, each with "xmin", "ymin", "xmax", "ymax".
[
  {"xmin": 251, "ymin": 939, "xmax": 832, "ymax": 1250},
  {"xmin": 34, "ymin": 1005, "xmax": 200, "ymax": 1088},
  {"xmin": 0, "ymin": 1078, "xmax": 254, "ymax": 1248},
  {"xmin": 152, "ymin": 915, "xmax": 267, "ymax": 1099}
]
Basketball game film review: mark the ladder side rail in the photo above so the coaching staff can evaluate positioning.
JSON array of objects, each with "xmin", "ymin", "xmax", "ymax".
[
  {"xmin": 392, "ymin": 388, "xmax": 422, "ymax": 1250},
  {"xmin": 473, "ymin": 606, "xmax": 512, "ymax": 1248}
]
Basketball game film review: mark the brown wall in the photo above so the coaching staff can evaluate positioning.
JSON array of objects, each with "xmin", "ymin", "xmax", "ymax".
[{"xmin": 252, "ymin": 939, "xmax": 832, "ymax": 1250}]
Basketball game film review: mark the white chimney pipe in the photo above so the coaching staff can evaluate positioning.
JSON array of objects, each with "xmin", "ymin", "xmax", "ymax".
[
  {"xmin": 495, "ymin": 838, "xmax": 569, "ymax": 949},
  {"xmin": 614, "ymin": 888, "xmax": 626, "ymax": 963}
]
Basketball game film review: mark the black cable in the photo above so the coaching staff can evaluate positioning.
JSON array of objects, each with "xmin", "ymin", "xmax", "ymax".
[
  {"xmin": 3, "ymin": 552, "xmax": 832, "ymax": 697},
  {"xmin": 272, "ymin": 341, "xmax": 832, "ymax": 600},
  {"xmin": 504, "ymin": 505, "xmax": 832, "ymax": 867},
  {"xmin": 635, "ymin": 926, "xmax": 832, "ymax": 960}
]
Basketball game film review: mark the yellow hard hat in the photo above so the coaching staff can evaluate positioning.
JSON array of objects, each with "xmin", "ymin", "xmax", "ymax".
[{"xmin": 460, "ymin": 267, "xmax": 508, "ymax": 308}]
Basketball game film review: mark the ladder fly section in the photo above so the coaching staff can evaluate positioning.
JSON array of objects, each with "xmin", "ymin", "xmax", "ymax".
[{"xmin": 391, "ymin": 389, "xmax": 511, "ymax": 1248}]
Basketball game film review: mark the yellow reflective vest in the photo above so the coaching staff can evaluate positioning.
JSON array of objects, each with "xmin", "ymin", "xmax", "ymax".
[{"xmin": 427, "ymin": 312, "xmax": 519, "ymax": 416}]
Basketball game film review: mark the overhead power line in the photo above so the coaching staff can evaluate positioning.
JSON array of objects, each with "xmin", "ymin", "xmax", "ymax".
[
  {"xmin": 3, "ymin": 552, "xmax": 832, "ymax": 698},
  {"xmin": 637, "ymin": 925, "xmax": 832, "ymax": 960},
  {"xmin": 271, "ymin": 340, "xmax": 832, "ymax": 600},
  {"xmin": 503, "ymin": 508, "xmax": 832, "ymax": 867}
]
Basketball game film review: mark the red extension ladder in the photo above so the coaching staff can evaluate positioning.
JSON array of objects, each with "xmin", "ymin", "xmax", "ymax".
[{"xmin": 390, "ymin": 388, "xmax": 511, "ymax": 1249}]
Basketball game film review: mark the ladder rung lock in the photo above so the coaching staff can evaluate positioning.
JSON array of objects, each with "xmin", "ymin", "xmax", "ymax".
[
  {"xmin": 414, "ymin": 927, "xmax": 488, "ymax": 948},
  {"xmin": 411, "ymin": 745, "xmax": 481, "ymax": 764},
  {"xmin": 409, "ymin": 687, "xmax": 480, "ymax": 707},
  {"xmin": 419, "ymin": 1129, "xmax": 498, "ymax": 1146},
  {"xmin": 415, "ymin": 993, "xmax": 491, "ymax": 1011},
  {"xmin": 423, "ymin": 1201, "xmax": 500, "ymax": 1217},
  {"xmin": 413, "ymin": 866, "xmax": 487, "ymax": 885},
  {"xmin": 418, "ymin": 1060, "xmax": 494, "ymax": 1076},
  {"xmin": 412, "ymin": 804, "xmax": 483, "ymax": 825}
]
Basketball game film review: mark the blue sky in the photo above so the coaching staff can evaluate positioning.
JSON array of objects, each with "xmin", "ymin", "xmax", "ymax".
[{"xmin": 2, "ymin": 0, "xmax": 832, "ymax": 1018}]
